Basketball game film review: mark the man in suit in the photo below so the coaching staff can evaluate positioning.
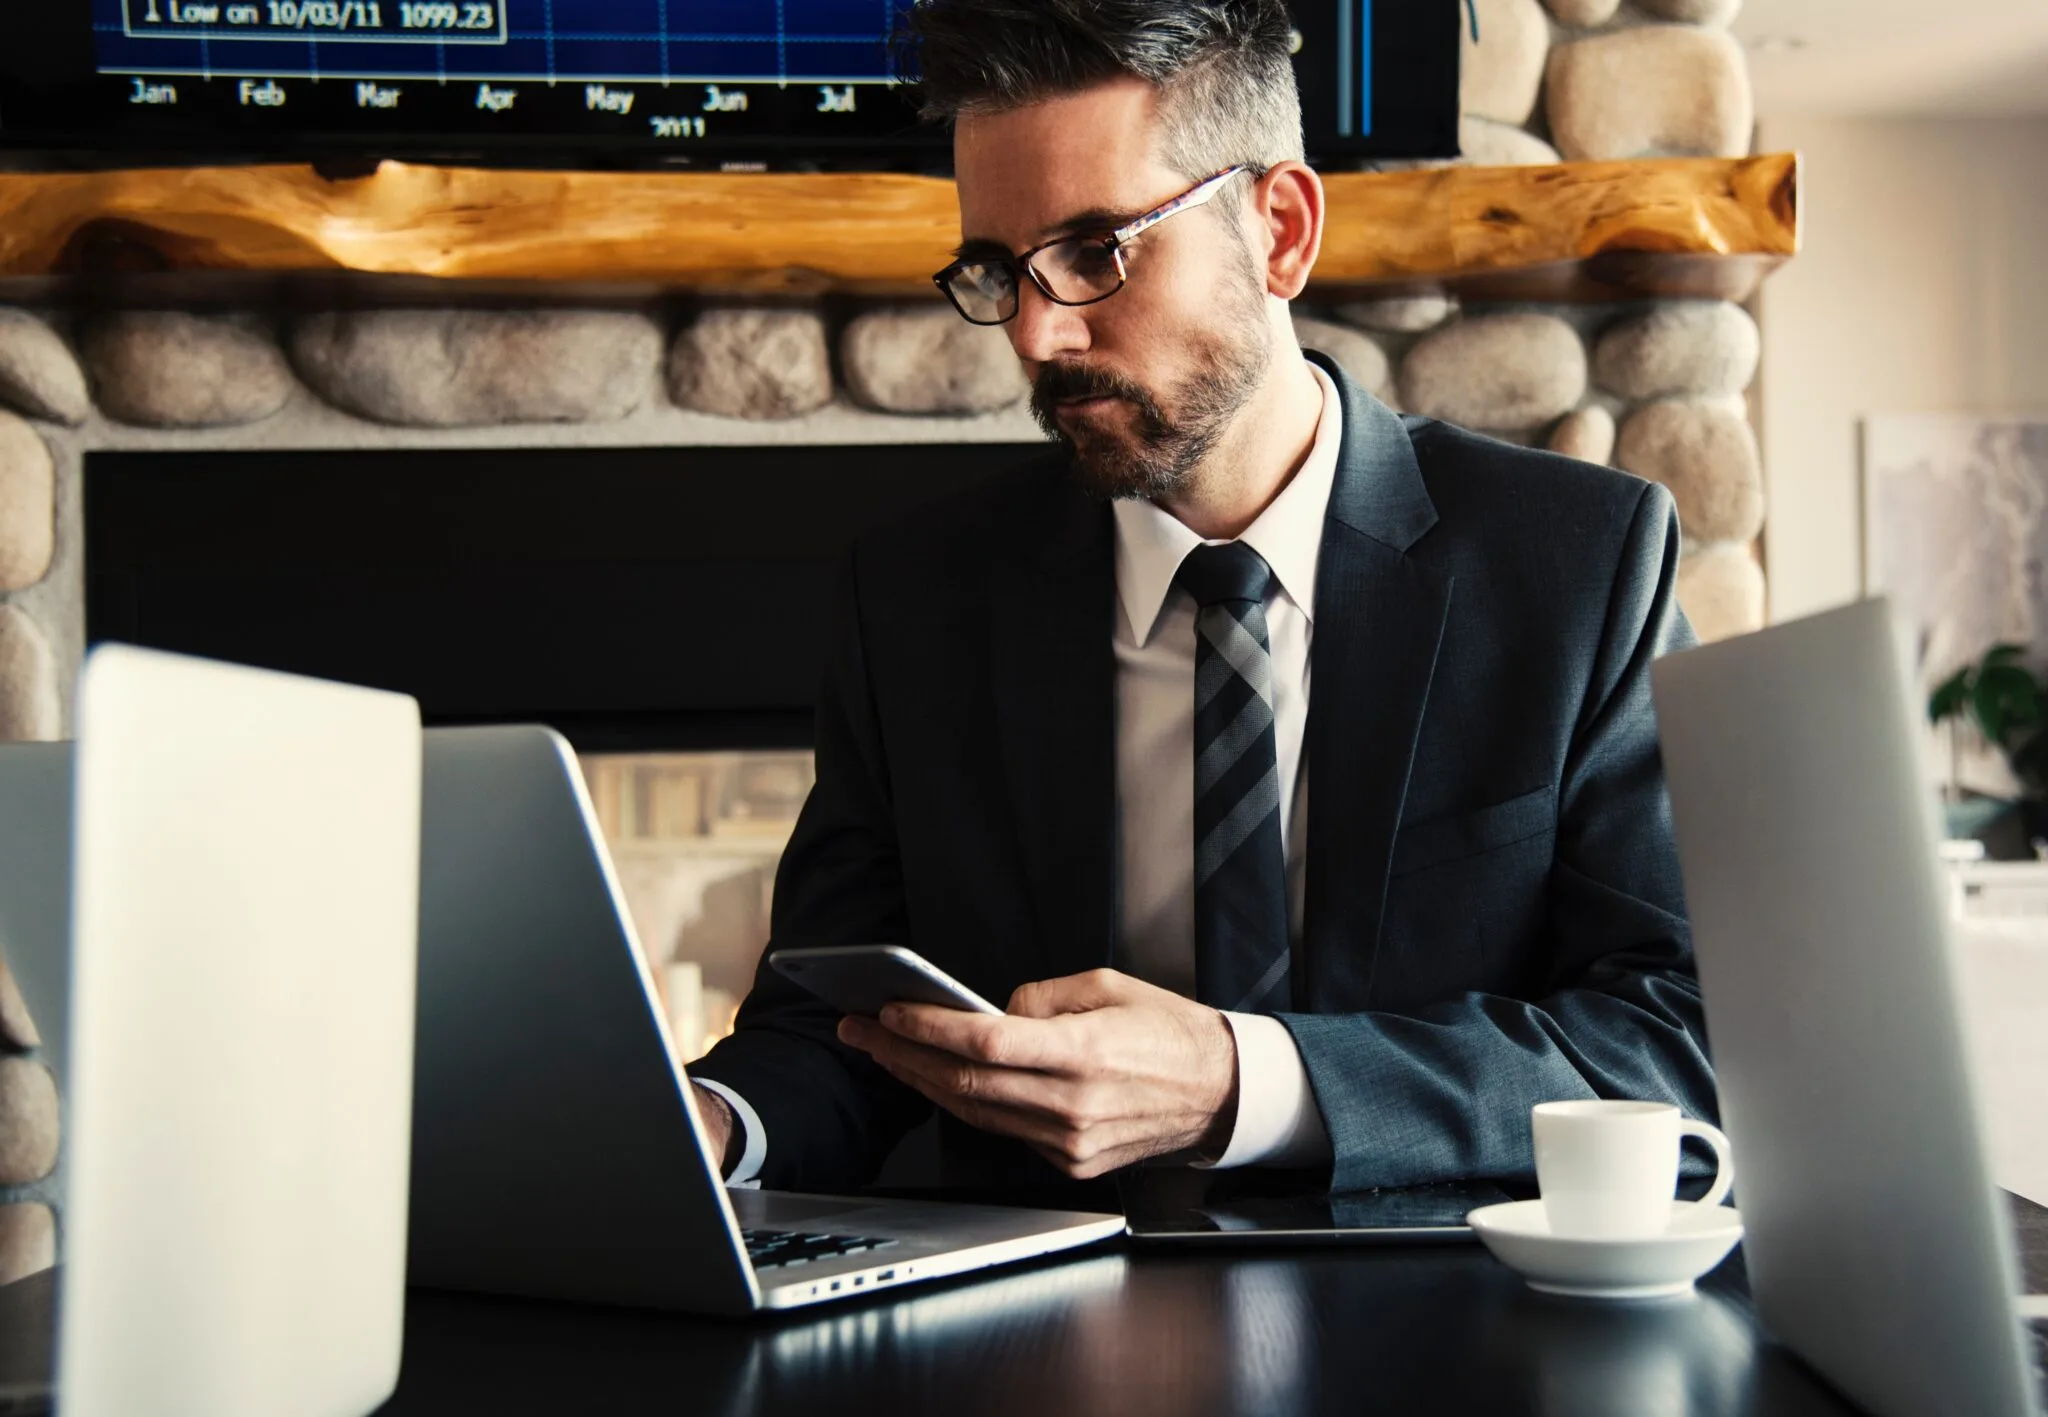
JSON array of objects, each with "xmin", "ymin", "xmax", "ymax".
[{"xmin": 687, "ymin": 0, "xmax": 1714, "ymax": 1196}]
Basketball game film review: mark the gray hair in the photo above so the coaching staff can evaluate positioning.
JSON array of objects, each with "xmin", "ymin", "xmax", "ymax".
[{"xmin": 898, "ymin": 0, "xmax": 1305, "ymax": 182}]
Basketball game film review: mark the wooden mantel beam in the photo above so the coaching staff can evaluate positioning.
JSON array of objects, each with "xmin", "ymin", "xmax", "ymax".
[{"xmin": 0, "ymin": 152, "xmax": 1798, "ymax": 304}]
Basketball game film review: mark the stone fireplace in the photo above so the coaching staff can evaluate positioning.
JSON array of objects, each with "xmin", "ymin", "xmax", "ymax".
[
  {"xmin": 0, "ymin": 287, "xmax": 1767, "ymax": 744},
  {"xmin": 0, "ymin": 0, "xmax": 1778, "ymax": 1281}
]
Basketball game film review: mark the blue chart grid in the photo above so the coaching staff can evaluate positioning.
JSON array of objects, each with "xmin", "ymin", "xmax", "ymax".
[{"xmin": 92, "ymin": 0, "xmax": 912, "ymax": 82}]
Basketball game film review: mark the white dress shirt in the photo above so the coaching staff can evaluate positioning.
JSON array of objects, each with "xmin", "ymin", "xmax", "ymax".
[
  {"xmin": 707, "ymin": 359, "xmax": 1345, "ymax": 1184},
  {"xmin": 1111, "ymin": 359, "xmax": 1339, "ymax": 1168}
]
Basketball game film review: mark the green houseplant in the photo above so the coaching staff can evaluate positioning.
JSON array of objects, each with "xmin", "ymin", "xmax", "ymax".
[{"xmin": 1928, "ymin": 643, "xmax": 2048, "ymax": 841}]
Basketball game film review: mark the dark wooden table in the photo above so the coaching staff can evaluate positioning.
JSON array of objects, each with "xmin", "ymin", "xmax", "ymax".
[
  {"xmin": 377, "ymin": 1237, "xmax": 1873, "ymax": 1416},
  {"xmin": 8, "ymin": 1196, "xmax": 2037, "ymax": 1415}
]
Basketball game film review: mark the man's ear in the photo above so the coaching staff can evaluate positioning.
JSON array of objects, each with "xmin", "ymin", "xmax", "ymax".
[{"xmin": 1255, "ymin": 161, "xmax": 1325, "ymax": 302}]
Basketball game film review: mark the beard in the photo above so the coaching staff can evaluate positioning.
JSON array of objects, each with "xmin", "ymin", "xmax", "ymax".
[{"xmin": 1027, "ymin": 257, "xmax": 1273, "ymax": 503}]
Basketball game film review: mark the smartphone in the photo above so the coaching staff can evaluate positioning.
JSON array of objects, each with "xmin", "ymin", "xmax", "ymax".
[{"xmin": 767, "ymin": 944, "xmax": 1003, "ymax": 1018}]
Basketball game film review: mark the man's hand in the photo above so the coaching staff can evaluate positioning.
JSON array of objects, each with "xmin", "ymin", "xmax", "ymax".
[
  {"xmin": 836, "ymin": 968, "xmax": 1239, "ymax": 1179},
  {"xmin": 692, "ymin": 1082, "xmax": 735, "ymax": 1171}
]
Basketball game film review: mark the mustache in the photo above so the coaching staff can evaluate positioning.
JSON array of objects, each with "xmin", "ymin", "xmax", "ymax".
[
  {"xmin": 1033, "ymin": 362, "xmax": 1150, "ymax": 408},
  {"xmin": 1030, "ymin": 364, "xmax": 1173, "ymax": 448}
]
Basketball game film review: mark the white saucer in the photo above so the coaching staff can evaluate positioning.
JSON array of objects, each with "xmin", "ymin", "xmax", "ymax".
[{"xmin": 1466, "ymin": 1200, "xmax": 1744, "ymax": 1301}]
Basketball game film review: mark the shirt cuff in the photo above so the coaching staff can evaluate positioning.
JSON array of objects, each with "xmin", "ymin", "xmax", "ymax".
[
  {"xmin": 691, "ymin": 1076, "xmax": 766, "ymax": 1189},
  {"xmin": 1196, "ymin": 1012, "xmax": 1332, "ymax": 1170}
]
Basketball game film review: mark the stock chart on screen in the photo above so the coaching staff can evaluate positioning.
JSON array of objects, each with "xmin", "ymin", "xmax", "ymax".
[
  {"xmin": 85, "ymin": 0, "xmax": 921, "ymax": 150},
  {"xmin": 94, "ymin": 0, "xmax": 907, "ymax": 84},
  {"xmin": 0, "ymin": 1, "xmax": 1453, "ymax": 167}
]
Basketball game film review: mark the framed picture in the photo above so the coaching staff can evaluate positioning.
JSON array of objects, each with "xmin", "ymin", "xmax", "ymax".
[{"xmin": 1862, "ymin": 414, "xmax": 2048, "ymax": 797}]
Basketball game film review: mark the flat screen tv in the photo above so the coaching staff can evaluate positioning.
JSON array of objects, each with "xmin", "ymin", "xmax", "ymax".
[{"xmin": 0, "ymin": 0, "xmax": 1459, "ymax": 170}]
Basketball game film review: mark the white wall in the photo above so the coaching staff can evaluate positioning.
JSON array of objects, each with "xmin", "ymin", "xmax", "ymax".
[
  {"xmin": 1755, "ymin": 115, "xmax": 2048, "ymax": 623},
  {"xmin": 1759, "ymin": 119, "xmax": 2048, "ymax": 1207}
]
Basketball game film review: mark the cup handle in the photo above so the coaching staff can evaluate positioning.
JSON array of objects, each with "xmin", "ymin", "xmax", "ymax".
[{"xmin": 1678, "ymin": 1118, "xmax": 1735, "ymax": 1207}]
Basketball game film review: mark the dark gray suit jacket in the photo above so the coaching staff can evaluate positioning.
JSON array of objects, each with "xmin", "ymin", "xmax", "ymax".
[{"xmin": 692, "ymin": 347, "xmax": 1713, "ymax": 1195}]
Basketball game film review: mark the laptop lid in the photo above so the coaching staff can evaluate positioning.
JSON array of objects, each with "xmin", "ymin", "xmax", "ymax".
[
  {"xmin": 1652, "ymin": 598, "xmax": 2040, "ymax": 1417},
  {"xmin": 408, "ymin": 725, "xmax": 759, "ymax": 1315},
  {"xmin": 58, "ymin": 645, "xmax": 421, "ymax": 1417}
]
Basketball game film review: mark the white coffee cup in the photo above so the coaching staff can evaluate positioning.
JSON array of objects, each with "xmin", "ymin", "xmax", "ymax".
[{"xmin": 1531, "ymin": 1100, "xmax": 1733, "ymax": 1240}]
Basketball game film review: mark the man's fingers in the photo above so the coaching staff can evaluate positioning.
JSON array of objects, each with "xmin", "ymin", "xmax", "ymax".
[
  {"xmin": 839, "ymin": 1020, "xmax": 970, "ymax": 1083},
  {"xmin": 858, "ymin": 1030, "xmax": 1193, "ymax": 1180},
  {"xmin": 886, "ymin": 1069, "xmax": 1134, "ymax": 1175},
  {"xmin": 876, "ymin": 1002, "xmax": 1072, "ymax": 1071},
  {"xmin": 1007, "ymin": 968, "xmax": 1137, "ymax": 1019},
  {"xmin": 881, "ymin": 1065, "xmax": 1056, "ymax": 1139},
  {"xmin": 841, "ymin": 1018, "xmax": 1032, "ymax": 1101},
  {"xmin": 861, "ymin": 1039, "xmax": 1152, "ymax": 1179},
  {"xmin": 864, "ymin": 1029, "xmax": 1086, "ymax": 1123},
  {"xmin": 847, "ymin": 968, "xmax": 1235, "ymax": 1181}
]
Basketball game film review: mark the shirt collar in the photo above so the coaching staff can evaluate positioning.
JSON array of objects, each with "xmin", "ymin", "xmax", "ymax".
[{"xmin": 1112, "ymin": 358, "xmax": 1343, "ymax": 646}]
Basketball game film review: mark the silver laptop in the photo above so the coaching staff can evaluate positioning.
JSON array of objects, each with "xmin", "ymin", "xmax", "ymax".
[
  {"xmin": 0, "ymin": 645, "xmax": 423, "ymax": 1417},
  {"xmin": 1653, "ymin": 597, "xmax": 2047, "ymax": 1417},
  {"xmin": 408, "ymin": 725, "xmax": 1123, "ymax": 1314}
]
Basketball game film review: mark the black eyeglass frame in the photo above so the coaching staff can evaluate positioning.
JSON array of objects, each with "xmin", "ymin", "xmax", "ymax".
[{"xmin": 931, "ymin": 164, "xmax": 1256, "ymax": 326}]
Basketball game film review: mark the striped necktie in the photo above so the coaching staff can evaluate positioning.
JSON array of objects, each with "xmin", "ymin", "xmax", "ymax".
[{"xmin": 1175, "ymin": 541, "xmax": 1291, "ymax": 1015}]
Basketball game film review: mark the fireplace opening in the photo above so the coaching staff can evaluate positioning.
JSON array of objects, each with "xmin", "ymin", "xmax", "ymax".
[
  {"xmin": 85, "ymin": 442, "xmax": 1045, "ymax": 749},
  {"xmin": 84, "ymin": 440, "xmax": 1044, "ymax": 1055}
]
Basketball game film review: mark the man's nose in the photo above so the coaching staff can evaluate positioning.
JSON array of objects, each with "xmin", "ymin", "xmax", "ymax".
[{"xmin": 1003, "ymin": 274, "xmax": 1092, "ymax": 368}]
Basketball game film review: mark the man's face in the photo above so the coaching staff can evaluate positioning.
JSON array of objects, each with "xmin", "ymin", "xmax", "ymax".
[{"xmin": 953, "ymin": 77, "xmax": 1274, "ymax": 502}]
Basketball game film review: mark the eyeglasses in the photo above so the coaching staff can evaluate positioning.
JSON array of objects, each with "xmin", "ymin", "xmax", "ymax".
[{"xmin": 933, "ymin": 165, "xmax": 1252, "ymax": 326}]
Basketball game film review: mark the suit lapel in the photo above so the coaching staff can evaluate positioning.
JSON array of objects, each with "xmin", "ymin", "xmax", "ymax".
[
  {"xmin": 1299, "ymin": 349, "xmax": 1453, "ymax": 1010},
  {"xmin": 990, "ymin": 474, "xmax": 1119, "ymax": 987}
]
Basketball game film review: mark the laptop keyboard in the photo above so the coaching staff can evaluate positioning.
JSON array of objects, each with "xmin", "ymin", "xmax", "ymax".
[{"xmin": 742, "ymin": 1227, "xmax": 898, "ymax": 1271}]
